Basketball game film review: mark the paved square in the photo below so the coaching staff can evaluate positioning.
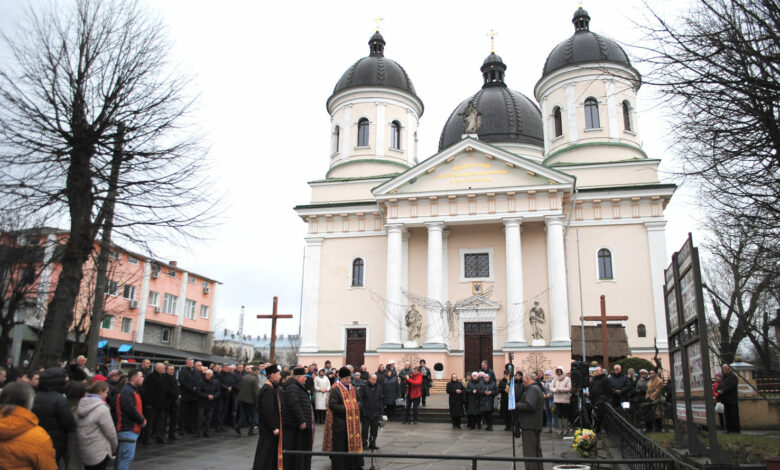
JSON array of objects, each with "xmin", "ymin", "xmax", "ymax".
[{"xmin": 134, "ymin": 422, "xmax": 576, "ymax": 470}]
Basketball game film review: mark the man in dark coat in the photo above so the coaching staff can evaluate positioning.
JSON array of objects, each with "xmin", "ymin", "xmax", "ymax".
[
  {"xmin": 357, "ymin": 373, "xmax": 384, "ymax": 450},
  {"xmin": 236, "ymin": 365, "xmax": 260, "ymax": 435},
  {"xmin": 418, "ymin": 360, "xmax": 432, "ymax": 407},
  {"xmin": 196, "ymin": 368, "xmax": 221, "ymax": 437},
  {"xmin": 446, "ymin": 374, "xmax": 465, "ymax": 428},
  {"xmin": 254, "ymin": 364, "xmax": 283, "ymax": 470},
  {"xmin": 608, "ymin": 364, "xmax": 632, "ymax": 408},
  {"xmin": 480, "ymin": 360, "xmax": 496, "ymax": 383},
  {"xmin": 178, "ymin": 358, "xmax": 201, "ymax": 433},
  {"xmin": 283, "ymin": 367, "xmax": 314, "ymax": 470},
  {"xmin": 32, "ymin": 367, "xmax": 76, "ymax": 466},
  {"xmin": 516, "ymin": 373, "xmax": 545, "ymax": 470},
  {"xmin": 164, "ymin": 364, "xmax": 180, "ymax": 441},
  {"xmin": 717, "ymin": 364, "xmax": 740, "ymax": 433},
  {"xmin": 142, "ymin": 363, "xmax": 169, "ymax": 443},
  {"xmin": 588, "ymin": 367, "xmax": 613, "ymax": 432},
  {"xmin": 217, "ymin": 364, "xmax": 237, "ymax": 430}
]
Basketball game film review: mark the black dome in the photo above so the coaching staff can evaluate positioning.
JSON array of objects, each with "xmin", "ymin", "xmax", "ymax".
[
  {"xmin": 330, "ymin": 32, "xmax": 421, "ymax": 109},
  {"xmin": 439, "ymin": 54, "xmax": 543, "ymax": 151},
  {"xmin": 542, "ymin": 8, "xmax": 633, "ymax": 77}
]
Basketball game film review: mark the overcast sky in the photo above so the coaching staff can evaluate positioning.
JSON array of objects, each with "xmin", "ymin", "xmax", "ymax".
[{"xmin": 0, "ymin": 0, "xmax": 701, "ymax": 337}]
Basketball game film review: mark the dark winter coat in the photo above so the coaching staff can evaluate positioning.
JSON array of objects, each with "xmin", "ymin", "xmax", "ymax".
[
  {"xmin": 608, "ymin": 372, "xmax": 632, "ymax": 405},
  {"xmin": 218, "ymin": 371, "xmax": 236, "ymax": 401},
  {"xmin": 165, "ymin": 373, "xmax": 180, "ymax": 406},
  {"xmin": 446, "ymin": 380, "xmax": 465, "ymax": 418},
  {"xmin": 382, "ymin": 373, "xmax": 400, "ymax": 405},
  {"xmin": 197, "ymin": 378, "xmax": 221, "ymax": 407},
  {"xmin": 357, "ymin": 382, "xmax": 384, "ymax": 418},
  {"xmin": 116, "ymin": 383, "xmax": 145, "ymax": 434},
  {"xmin": 516, "ymin": 381, "xmax": 544, "ymax": 430},
  {"xmin": 480, "ymin": 367, "xmax": 497, "ymax": 383},
  {"xmin": 466, "ymin": 379, "xmax": 481, "ymax": 415},
  {"xmin": 282, "ymin": 379, "xmax": 313, "ymax": 430},
  {"xmin": 257, "ymin": 382, "xmax": 281, "ymax": 436},
  {"xmin": 178, "ymin": 366, "xmax": 202, "ymax": 402},
  {"xmin": 589, "ymin": 373, "xmax": 613, "ymax": 405},
  {"xmin": 32, "ymin": 368, "xmax": 75, "ymax": 461},
  {"xmin": 498, "ymin": 378, "xmax": 510, "ymax": 413},
  {"xmin": 717, "ymin": 372, "xmax": 739, "ymax": 405},
  {"xmin": 478, "ymin": 380, "xmax": 497, "ymax": 412},
  {"xmin": 143, "ymin": 371, "xmax": 168, "ymax": 408}
]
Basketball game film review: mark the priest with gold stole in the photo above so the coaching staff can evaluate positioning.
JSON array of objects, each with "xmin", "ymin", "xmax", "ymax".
[
  {"xmin": 322, "ymin": 366, "xmax": 363, "ymax": 469},
  {"xmin": 253, "ymin": 364, "xmax": 283, "ymax": 470}
]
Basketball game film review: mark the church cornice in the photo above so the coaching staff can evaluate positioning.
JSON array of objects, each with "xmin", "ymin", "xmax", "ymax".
[
  {"xmin": 308, "ymin": 174, "xmax": 398, "ymax": 185},
  {"xmin": 326, "ymin": 159, "xmax": 410, "ymax": 179},
  {"xmin": 549, "ymin": 158, "xmax": 660, "ymax": 169},
  {"xmin": 544, "ymin": 141, "xmax": 648, "ymax": 163},
  {"xmin": 575, "ymin": 183, "xmax": 676, "ymax": 194}
]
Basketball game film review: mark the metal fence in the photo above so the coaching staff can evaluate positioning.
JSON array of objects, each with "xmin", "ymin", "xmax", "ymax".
[
  {"xmin": 601, "ymin": 403, "xmax": 683, "ymax": 470},
  {"xmin": 285, "ymin": 449, "xmax": 678, "ymax": 470}
]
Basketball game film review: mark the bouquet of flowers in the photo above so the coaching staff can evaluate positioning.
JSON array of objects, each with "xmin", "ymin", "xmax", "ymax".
[{"xmin": 572, "ymin": 428, "xmax": 598, "ymax": 457}]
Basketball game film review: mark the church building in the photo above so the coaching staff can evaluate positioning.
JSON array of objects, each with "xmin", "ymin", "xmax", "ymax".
[{"xmin": 294, "ymin": 8, "xmax": 674, "ymax": 375}]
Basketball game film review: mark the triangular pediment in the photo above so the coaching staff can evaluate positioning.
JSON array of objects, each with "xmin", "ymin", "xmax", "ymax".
[
  {"xmin": 373, "ymin": 138, "xmax": 573, "ymax": 197},
  {"xmin": 455, "ymin": 294, "xmax": 501, "ymax": 310}
]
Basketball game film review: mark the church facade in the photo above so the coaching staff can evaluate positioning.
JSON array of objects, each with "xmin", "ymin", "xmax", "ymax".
[{"xmin": 295, "ymin": 8, "xmax": 673, "ymax": 375}]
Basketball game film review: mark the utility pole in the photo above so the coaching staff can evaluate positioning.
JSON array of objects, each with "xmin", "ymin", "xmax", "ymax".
[{"xmin": 86, "ymin": 123, "xmax": 125, "ymax": 371}]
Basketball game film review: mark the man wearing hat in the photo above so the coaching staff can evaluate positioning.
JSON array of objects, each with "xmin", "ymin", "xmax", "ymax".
[
  {"xmin": 254, "ymin": 364, "xmax": 284, "ymax": 470},
  {"xmin": 283, "ymin": 367, "xmax": 314, "ymax": 470},
  {"xmin": 323, "ymin": 366, "xmax": 363, "ymax": 470}
]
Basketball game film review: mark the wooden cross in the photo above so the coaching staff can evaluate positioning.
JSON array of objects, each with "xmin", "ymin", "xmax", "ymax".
[
  {"xmin": 257, "ymin": 296, "xmax": 293, "ymax": 363},
  {"xmin": 487, "ymin": 29, "xmax": 498, "ymax": 54},
  {"xmin": 581, "ymin": 295, "xmax": 628, "ymax": 370}
]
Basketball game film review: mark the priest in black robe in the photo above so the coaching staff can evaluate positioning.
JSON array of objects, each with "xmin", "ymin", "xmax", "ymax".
[{"xmin": 253, "ymin": 364, "xmax": 283, "ymax": 470}]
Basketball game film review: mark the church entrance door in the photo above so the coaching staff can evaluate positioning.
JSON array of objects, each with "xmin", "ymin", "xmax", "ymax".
[
  {"xmin": 345, "ymin": 328, "xmax": 366, "ymax": 367},
  {"xmin": 464, "ymin": 322, "xmax": 492, "ymax": 375}
]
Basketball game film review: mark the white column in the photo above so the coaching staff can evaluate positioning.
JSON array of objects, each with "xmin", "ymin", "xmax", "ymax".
[
  {"xmin": 376, "ymin": 102, "xmax": 386, "ymax": 157},
  {"xmin": 176, "ymin": 272, "xmax": 188, "ymax": 326},
  {"xmin": 134, "ymin": 262, "xmax": 152, "ymax": 343},
  {"xmin": 383, "ymin": 224, "xmax": 404, "ymax": 347},
  {"xmin": 342, "ymin": 105, "xmax": 352, "ymax": 160},
  {"xmin": 442, "ymin": 229, "xmax": 449, "ymax": 310},
  {"xmin": 401, "ymin": 231, "xmax": 409, "ymax": 342},
  {"xmin": 300, "ymin": 237, "xmax": 323, "ymax": 353},
  {"xmin": 645, "ymin": 221, "xmax": 669, "ymax": 349},
  {"xmin": 606, "ymin": 80, "xmax": 618, "ymax": 139},
  {"xmin": 425, "ymin": 222, "xmax": 447, "ymax": 346},
  {"xmin": 546, "ymin": 216, "xmax": 571, "ymax": 345},
  {"xmin": 504, "ymin": 218, "xmax": 527, "ymax": 347}
]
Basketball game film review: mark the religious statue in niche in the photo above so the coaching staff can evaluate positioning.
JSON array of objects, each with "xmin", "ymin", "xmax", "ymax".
[
  {"xmin": 461, "ymin": 100, "xmax": 481, "ymax": 134},
  {"xmin": 405, "ymin": 305, "xmax": 422, "ymax": 341},
  {"xmin": 529, "ymin": 301, "xmax": 546, "ymax": 340}
]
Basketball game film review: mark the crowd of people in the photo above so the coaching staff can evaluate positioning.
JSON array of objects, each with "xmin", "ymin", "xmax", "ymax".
[{"xmin": 0, "ymin": 355, "xmax": 742, "ymax": 470}]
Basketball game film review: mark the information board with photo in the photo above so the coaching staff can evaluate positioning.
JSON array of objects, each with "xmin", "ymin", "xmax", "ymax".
[
  {"xmin": 680, "ymin": 270, "xmax": 698, "ymax": 323},
  {"xmin": 686, "ymin": 342, "xmax": 704, "ymax": 393}
]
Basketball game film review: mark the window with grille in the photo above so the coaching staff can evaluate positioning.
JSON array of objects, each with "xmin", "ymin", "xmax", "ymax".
[
  {"xmin": 464, "ymin": 253, "xmax": 490, "ymax": 278},
  {"xmin": 357, "ymin": 118, "xmax": 369, "ymax": 146},
  {"xmin": 598, "ymin": 248, "xmax": 614, "ymax": 279},
  {"xmin": 584, "ymin": 98, "xmax": 600, "ymax": 129},
  {"xmin": 351, "ymin": 258, "xmax": 364, "ymax": 287},
  {"xmin": 161, "ymin": 328, "xmax": 171, "ymax": 343}
]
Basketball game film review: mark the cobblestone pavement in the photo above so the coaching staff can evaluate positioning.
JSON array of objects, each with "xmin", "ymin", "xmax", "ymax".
[{"xmin": 133, "ymin": 421, "xmax": 577, "ymax": 470}]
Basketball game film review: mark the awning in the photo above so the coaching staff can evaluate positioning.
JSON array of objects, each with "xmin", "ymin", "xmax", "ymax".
[
  {"xmin": 570, "ymin": 325, "xmax": 630, "ymax": 360},
  {"xmin": 98, "ymin": 340, "xmax": 108, "ymax": 349},
  {"xmin": 117, "ymin": 344, "xmax": 133, "ymax": 353}
]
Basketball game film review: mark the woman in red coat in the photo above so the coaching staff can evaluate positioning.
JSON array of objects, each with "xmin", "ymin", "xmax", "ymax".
[
  {"xmin": 712, "ymin": 373, "xmax": 724, "ymax": 430},
  {"xmin": 403, "ymin": 368, "xmax": 423, "ymax": 424}
]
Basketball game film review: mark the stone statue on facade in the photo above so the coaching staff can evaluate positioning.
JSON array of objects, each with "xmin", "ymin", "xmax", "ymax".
[
  {"xmin": 405, "ymin": 305, "xmax": 422, "ymax": 341},
  {"xmin": 529, "ymin": 301, "xmax": 546, "ymax": 340},
  {"xmin": 462, "ymin": 100, "xmax": 481, "ymax": 134}
]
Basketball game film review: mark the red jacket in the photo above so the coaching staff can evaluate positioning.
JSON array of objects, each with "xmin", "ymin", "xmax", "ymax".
[{"xmin": 405, "ymin": 372, "xmax": 423, "ymax": 399}]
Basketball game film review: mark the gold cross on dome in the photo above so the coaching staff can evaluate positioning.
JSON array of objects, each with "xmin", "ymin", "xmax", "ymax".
[
  {"xmin": 578, "ymin": 1, "xmax": 583, "ymax": 7},
  {"xmin": 374, "ymin": 16, "xmax": 384, "ymax": 32},
  {"xmin": 487, "ymin": 29, "xmax": 498, "ymax": 54}
]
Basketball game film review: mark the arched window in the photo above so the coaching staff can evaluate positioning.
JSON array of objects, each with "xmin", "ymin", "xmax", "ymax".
[
  {"xmin": 553, "ymin": 106, "xmax": 563, "ymax": 137},
  {"xmin": 357, "ymin": 118, "xmax": 370, "ymax": 147},
  {"xmin": 332, "ymin": 126, "xmax": 340, "ymax": 153},
  {"xmin": 622, "ymin": 101, "xmax": 632, "ymax": 131},
  {"xmin": 351, "ymin": 258, "xmax": 364, "ymax": 287},
  {"xmin": 584, "ymin": 98, "xmax": 600, "ymax": 129},
  {"xmin": 390, "ymin": 121, "xmax": 401, "ymax": 150},
  {"xmin": 597, "ymin": 248, "xmax": 613, "ymax": 280},
  {"xmin": 637, "ymin": 324, "xmax": 647, "ymax": 337}
]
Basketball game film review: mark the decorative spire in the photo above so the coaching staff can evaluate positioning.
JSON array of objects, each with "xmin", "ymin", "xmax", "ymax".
[
  {"xmin": 487, "ymin": 29, "xmax": 498, "ymax": 54},
  {"xmin": 369, "ymin": 27, "xmax": 386, "ymax": 57},
  {"xmin": 572, "ymin": 4, "xmax": 591, "ymax": 32}
]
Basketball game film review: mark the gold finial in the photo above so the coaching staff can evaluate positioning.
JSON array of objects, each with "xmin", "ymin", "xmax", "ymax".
[
  {"xmin": 487, "ymin": 29, "xmax": 498, "ymax": 54},
  {"xmin": 373, "ymin": 16, "xmax": 383, "ymax": 32},
  {"xmin": 578, "ymin": 0, "xmax": 583, "ymax": 7}
]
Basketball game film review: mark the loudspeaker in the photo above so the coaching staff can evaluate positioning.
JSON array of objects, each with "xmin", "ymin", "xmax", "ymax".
[{"xmin": 571, "ymin": 361, "xmax": 589, "ymax": 389}]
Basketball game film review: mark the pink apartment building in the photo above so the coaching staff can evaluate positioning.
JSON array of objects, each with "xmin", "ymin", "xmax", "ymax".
[{"xmin": 3, "ymin": 228, "xmax": 221, "ymax": 364}]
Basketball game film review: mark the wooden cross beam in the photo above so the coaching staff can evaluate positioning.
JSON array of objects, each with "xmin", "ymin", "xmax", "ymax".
[
  {"xmin": 581, "ymin": 295, "xmax": 628, "ymax": 370},
  {"xmin": 257, "ymin": 296, "xmax": 293, "ymax": 363}
]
